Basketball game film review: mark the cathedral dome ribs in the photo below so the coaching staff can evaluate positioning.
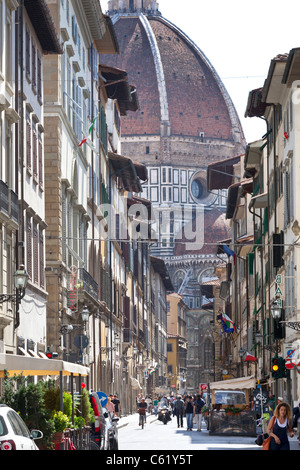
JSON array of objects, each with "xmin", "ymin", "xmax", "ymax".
[{"xmin": 102, "ymin": 9, "xmax": 245, "ymax": 152}]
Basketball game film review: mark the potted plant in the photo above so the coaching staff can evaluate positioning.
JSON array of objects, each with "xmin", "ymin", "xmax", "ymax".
[
  {"xmin": 52, "ymin": 411, "xmax": 70, "ymax": 445},
  {"xmin": 225, "ymin": 406, "xmax": 241, "ymax": 415},
  {"xmin": 74, "ymin": 416, "xmax": 85, "ymax": 429}
]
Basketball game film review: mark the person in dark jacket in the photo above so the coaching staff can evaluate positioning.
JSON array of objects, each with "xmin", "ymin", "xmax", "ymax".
[
  {"xmin": 292, "ymin": 399, "xmax": 300, "ymax": 447},
  {"xmin": 173, "ymin": 396, "xmax": 184, "ymax": 428},
  {"xmin": 185, "ymin": 396, "xmax": 195, "ymax": 431},
  {"xmin": 194, "ymin": 395, "xmax": 205, "ymax": 431}
]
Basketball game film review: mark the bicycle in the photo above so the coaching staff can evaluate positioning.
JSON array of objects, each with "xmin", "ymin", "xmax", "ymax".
[
  {"xmin": 89, "ymin": 440, "xmax": 100, "ymax": 450},
  {"xmin": 138, "ymin": 408, "xmax": 146, "ymax": 429}
]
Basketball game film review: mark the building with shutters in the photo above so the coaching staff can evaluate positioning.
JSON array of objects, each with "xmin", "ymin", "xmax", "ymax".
[
  {"xmin": 0, "ymin": 0, "xmax": 62, "ymax": 365},
  {"xmin": 101, "ymin": 0, "xmax": 245, "ymax": 391},
  {"xmin": 243, "ymin": 51, "xmax": 300, "ymax": 405},
  {"xmin": 206, "ymin": 50, "xmax": 300, "ymax": 405}
]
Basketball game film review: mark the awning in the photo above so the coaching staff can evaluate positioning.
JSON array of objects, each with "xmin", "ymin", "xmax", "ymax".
[
  {"xmin": 249, "ymin": 192, "xmax": 268, "ymax": 209},
  {"xmin": 234, "ymin": 204, "xmax": 244, "ymax": 220},
  {"xmin": 0, "ymin": 353, "xmax": 90, "ymax": 378},
  {"xmin": 240, "ymin": 178, "xmax": 253, "ymax": 195},
  {"xmin": 150, "ymin": 256, "xmax": 173, "ymax": 291},
  {"xmin": 244, "ymin": 140, "xmax": 263, "ymax": 171},
  {"xmin": 236, "ymin": 235, "xmax": 254, "ymax": 257},
  {"xmin": 207, "ymin": 155, "xmax": 241, "ymax": 191},
  {"xmin": 99, "ymin": 64, "xmax": 139, "ymax": 115},
  {"xmin": 226, "ymin": 182, "xmax": 240, "ymax": 219},
  {"xmin": 210, "ymin": 375, "xmax": 256, "ymax": 391},
  {"xmin": 108, "ymin": 152, "xmax": 143, "ymax": 193},
  {"xmin": 201, "ymin": 278, "xmax": 220, "ymax": 299},
  {"xmin": 130, "ymin": 377, "xmax": 142, "ymax": 390},
  {"xmin": 244, "ymin": 88, "xmax": 267, "ymax": 118}
]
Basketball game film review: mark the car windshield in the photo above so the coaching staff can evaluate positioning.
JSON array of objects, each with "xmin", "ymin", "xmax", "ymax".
[{"xmin": 215, "ymin": 391, "xmax": 246, "ymax": 405}]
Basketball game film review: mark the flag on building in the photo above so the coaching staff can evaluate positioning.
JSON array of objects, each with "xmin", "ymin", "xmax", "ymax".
[
  {"xmin": 222, "ymin": 244, "xmax": 236, "ymax": 264},
  {"xmin": 244, "ymin": 352, "xmax": 257, "ymax": 362},
  {"xmin": 78, "ymin": 117, "xmax": 98, "ymax": 147},
  {"xmin": 220, "ymin": 312, "xmax": 235, "ymax": 333}
]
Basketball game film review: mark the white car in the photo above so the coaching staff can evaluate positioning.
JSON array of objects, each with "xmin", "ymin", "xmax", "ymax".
[{"xmin": 0, "ymin": 404, "xmax": 43, "ymax": 450}]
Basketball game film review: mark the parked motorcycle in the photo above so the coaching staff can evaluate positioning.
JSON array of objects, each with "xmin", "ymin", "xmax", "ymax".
[{"xmin": 157, "ymin": 399, "xmax": 171, "ymax": 425}]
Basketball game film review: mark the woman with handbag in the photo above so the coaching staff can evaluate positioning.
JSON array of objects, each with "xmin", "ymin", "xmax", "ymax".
[{"xmin": 266, "ymin": 402, "xmax": 294, "ymax": 450}]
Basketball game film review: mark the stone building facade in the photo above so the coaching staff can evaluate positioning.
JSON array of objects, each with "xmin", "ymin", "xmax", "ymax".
[{"xmin": 101, "ymin": 0, "xmax": 245, "ymax": 391}]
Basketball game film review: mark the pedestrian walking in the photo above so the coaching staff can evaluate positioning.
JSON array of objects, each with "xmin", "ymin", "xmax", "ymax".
[
  {"xmin": 107, "ymin": 396, "xmax": 115, "ymax": 418},
  {"xmin": 145, "ymin": 395, "xmax": 152, "ymax": 414},
  {"xmin": 173, "ymin": 396, "xmax": 184, "ymax": 428},
  {"xmin": 153, "ymin": 397, "xmax": 159, "ymax": 415},
  {"xmin": 292, "ymin": 399, "xmax": 300, "ymax": 447},
  {"xmin": 112, "ymin": 394, "xmax": 121, "ymax": 417},
  {"xmin": 267, "ymin": 402, "xmax": 294, "ymax": 450},
  {"xmin": 194, "ymin": 394, "xmax": 205, "ymax": 431},
  {"xmin": 185, "ymin": 396, "xmax": 195, "ymax": 431}
]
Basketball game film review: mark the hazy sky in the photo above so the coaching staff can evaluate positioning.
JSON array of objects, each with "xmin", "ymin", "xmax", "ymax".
[{"xmin": 101, "ymin": 0, "xmax": 300, "ymax": 143}]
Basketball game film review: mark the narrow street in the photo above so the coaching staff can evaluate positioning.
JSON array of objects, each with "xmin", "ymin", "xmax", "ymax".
[{"xmin": 116, "ymin": 413, "xmax": 260, "ymax": 451}]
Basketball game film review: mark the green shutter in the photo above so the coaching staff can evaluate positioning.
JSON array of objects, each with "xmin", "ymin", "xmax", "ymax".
[{"xmin": 248, "ymin": 252, "xmax": 254, "ymax": 275}]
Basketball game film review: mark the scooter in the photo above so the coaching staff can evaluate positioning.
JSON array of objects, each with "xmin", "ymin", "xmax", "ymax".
[{"xmin": 157, "ymin": 401, "xmax": 171, "ymax": 424}]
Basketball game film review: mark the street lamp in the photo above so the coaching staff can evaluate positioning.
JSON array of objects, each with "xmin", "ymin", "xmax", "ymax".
[
  {"xmin": 115, "ymin": 333, "xmax": 120, "ymax": 347},
  {"xmin": 255, "ymin": 332, "xmax": 263, "ymax": 344},
  {"xmin": 60, "ymin": 306, "xmax": 90, "ymax": 334},
  {"xmin": 239, "ymin": 348, "xmax": 246, "ymax": 377},
  {"xmin": 81, "ymin": 305, "xmax": 90, "ymax": 323},
  {"xmin": 271, "ymin": 299, "xmax": 282, "ymax": 323},
  {"xmin": 0, "ymin": 264, "xmax": 29, "ymax": 303}
]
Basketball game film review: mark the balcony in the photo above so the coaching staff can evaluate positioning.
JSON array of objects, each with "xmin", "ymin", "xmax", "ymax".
[
  {"xmin": 123, "ymin": 328, "xmax": 132, "ymax": 344},
  {"xmin": 0, "ymin": 180, "xmax": 18, "ymax": 228},
  {"xmin": 79, "ymin": 268, "xmax": 99, "ymax": 302},
  {"xmin": 0, "ymin": 180, "xmax": 9, "ymax": 215}
]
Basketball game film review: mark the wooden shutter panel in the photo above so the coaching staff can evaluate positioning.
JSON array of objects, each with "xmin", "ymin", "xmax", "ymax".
[
  {"xmin": 33, "ymin": 223, "xmax": 39, "ymax": 284},
  {"xmin": 273, "ymin": 232, "xmax": 284, "ymax": 268},
  {"xmin": 37, "ymin": 52, "xmax": 42, "ymax": 100},
  {"xmin": 32, "ymin": 42, "xmax": 36, "ymax": 87},
  {"xmin": 26, "ymin": 29, "xmax": 30, "ymax": 76},
  {"xmin": 27, "ymin": 217, "xmax": 32, "ymax": 280},
  {"xmin": 26, "ymin": 116, "xmax": 31, "ymax": 170},
  {"xmin": 33, "ymin": 128, "xmax": 37, "ymax": 178},
  {"xmin": 39, "ymin": 229, "xmax": 44, "ymax": 288},
  {"xmin": 62, "ymin": 190, "xmax": 67, "ymax": 263},
  {"xmin": 38, "ymin": 136, "xmax": 43, "ymax": 186},
  {"xmin": 124, "ymin": 296, "xmax": 130, "ymax": 328}
]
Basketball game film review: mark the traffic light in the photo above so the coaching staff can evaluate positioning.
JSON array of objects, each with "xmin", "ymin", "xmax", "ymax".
[
  {"xmin": 278, "ymin": 357, "xmax": 290, "ymax": 379},
  {"xmin": 278, "ymin": 357, "xmax": 285, "ymax": 378},
  {"xmin": 271, "ymin": 356, "xmax": 290, "ymax": 379},
  {"xmin": 271, "ymin": 357, "xmax": 280, "ymax": 378},
  {"xmin": 46, "ymin": 346, "xmax": 58, "ymax": 359}
]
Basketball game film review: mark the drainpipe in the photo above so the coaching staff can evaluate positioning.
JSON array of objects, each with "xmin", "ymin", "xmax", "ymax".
[{"xmin": 90, "ymin": 44, "xmax": 95, "ymax": 277}]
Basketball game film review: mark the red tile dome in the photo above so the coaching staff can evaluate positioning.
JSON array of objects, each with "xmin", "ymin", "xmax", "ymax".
[{"xmin": 101, "ymin": 9, "xmax": 245, "ymax": 146}]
